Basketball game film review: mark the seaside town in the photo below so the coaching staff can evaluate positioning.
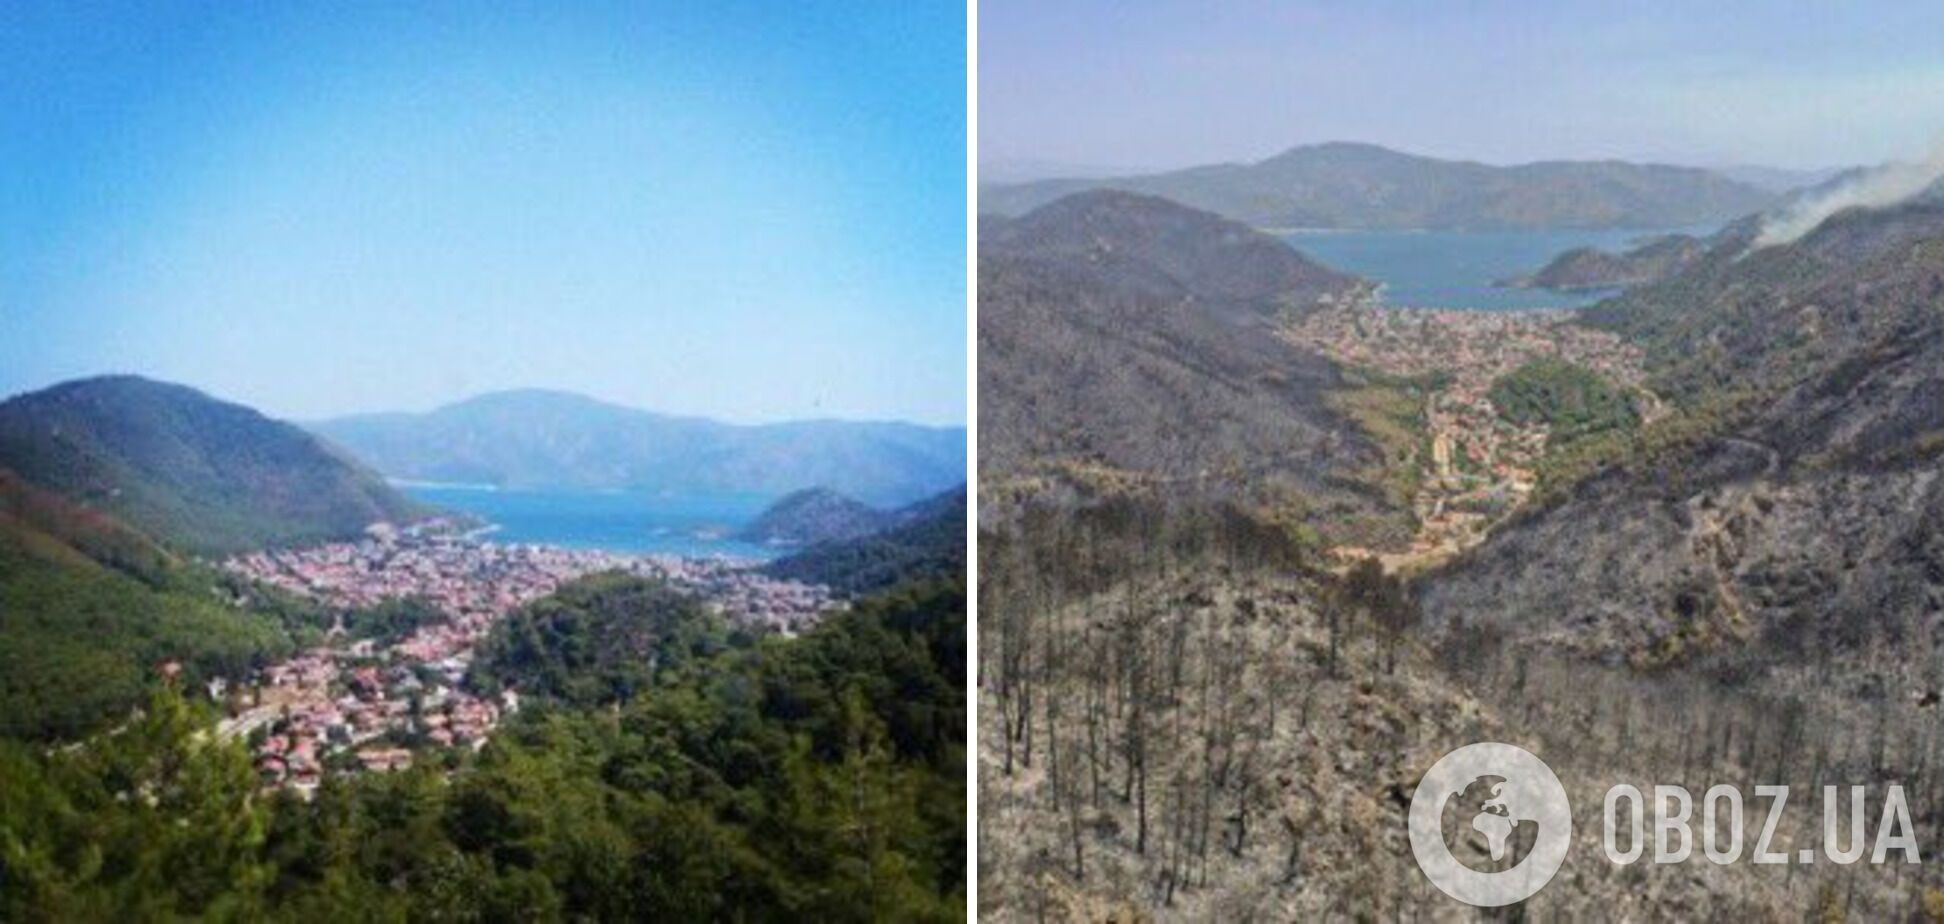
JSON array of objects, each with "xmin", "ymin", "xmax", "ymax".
[
  {"xmin": 1283, "ymin": 299, "xmax": 1661, "ymax": 570},
  {"xmin": 213, "ymin": 520, "xmax": 835, "ymax": 796}
]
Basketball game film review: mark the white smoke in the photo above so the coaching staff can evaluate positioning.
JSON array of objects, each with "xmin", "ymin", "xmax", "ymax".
[{"xmin": 1754, "ymin": 143, "xmax": 1944, "ymax": 249}]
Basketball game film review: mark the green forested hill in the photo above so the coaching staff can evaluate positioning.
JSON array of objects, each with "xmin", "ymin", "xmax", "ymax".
[
  {"xmin": 0, "ymin": 577, "xmax": 967, "ymax": 921},
  {"xmin": 1487, "ymin": 359, "xmax": 1640, "ymax": 445},
  {"xmin": 734, "ymin": 487, "xmax": 892, "ymax": 546},
  {"xmin": 470, "ymin": 575, "xmax": 730, "ymax": 706},
  {"xmin": 0, "ymin": 375, "xmax": 426, "ymax": 555},
  {"xmin": 763, "ymin": 486, "xmax": 967, "ymax": 595}
]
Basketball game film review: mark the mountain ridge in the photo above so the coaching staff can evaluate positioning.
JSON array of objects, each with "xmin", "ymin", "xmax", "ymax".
[{"xmin": 982, "ymin": 141, "xmax": 1780, "ymax": 231}]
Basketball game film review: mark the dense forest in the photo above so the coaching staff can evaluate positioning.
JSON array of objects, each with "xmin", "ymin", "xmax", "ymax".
[
  {"xmin": 0, "ymin": 468, "xmax": 341, "ymax": 741},
  {"xmin": 0, "ymin": 575, "xmax": 966, "ymax": 921}
]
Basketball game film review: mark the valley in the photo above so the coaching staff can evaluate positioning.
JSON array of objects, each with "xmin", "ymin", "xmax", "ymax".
[{"xmin": 978, "ymin": 175, "xmax": 1944, "ymax": 921}]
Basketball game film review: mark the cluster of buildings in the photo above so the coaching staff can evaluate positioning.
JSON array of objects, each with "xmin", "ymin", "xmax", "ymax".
[
  {"xmin": 216, "ymin": 522, "xmax": 835, "ymax": 794},
  {"xmin": 1285, "ymin": 301, "xmax": 1657, "ymax": 567}
]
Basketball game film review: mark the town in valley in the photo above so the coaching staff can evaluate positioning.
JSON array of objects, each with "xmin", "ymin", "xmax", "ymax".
[
  {"xmin": 1283, "ymin": 298, "xmax": 1662, "ymax": 570},
  {"xmin": 212, "ymin": 520, "xmax": 836, "ymax": 796}
]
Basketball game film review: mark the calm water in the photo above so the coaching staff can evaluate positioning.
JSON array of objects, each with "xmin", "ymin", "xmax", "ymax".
[
  {"xmin": 402, "ymin": 483, "xmax": 778, "ymax": 559},
  {"xmin": 1282, "ymin": 227, "xmax": 1697, "ymax": 310}
]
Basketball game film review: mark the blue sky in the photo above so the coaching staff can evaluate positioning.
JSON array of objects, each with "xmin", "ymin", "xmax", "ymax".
[
  {"xmin": 981, "ymin": 0, "xmax": 1944, "ymax": 173},
  {"xmin": 1, "ymin": 2, "xmax": 965, "ymax": 424}
]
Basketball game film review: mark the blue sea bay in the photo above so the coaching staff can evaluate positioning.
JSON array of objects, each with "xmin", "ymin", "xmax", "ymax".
[
  {"xmin": 1281, "ymin": 227, "xmax": 1703, "ymax": 310},
  {"xmin": 402, "ymin": 483, "xmax": 778, "ymax": 559}
]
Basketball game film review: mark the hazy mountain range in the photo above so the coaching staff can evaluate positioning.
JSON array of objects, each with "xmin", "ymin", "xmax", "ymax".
[
  {"xmin": 1708, "ymin": 163, "xmax": 1848, "ymax": 193},
  {"xmin": 310, "ymin": 389, "xmax": 966, "ymax": 508},
  {"xmin": 981, "ymin": 141, "xmax": 1782, "ymax": 230}
]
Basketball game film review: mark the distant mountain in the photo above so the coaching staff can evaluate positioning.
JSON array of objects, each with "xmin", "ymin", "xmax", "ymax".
[
  {"xmin": 981, "ymin": 141, "xmax": 1779, "ymax": 230},
  {"xmin": 735, "ymin": 487, "xmax": 891, "ymax": 546},
  {"xmin": 979, "ymin": 157, "xmax": 1143, "ymax": 184},
  {"xmin": 980, "ymin": 190, "xmax": 1400, "ymax": 542},
  {"xmin": 763, "ymin": 485, "xmax": 966, "ymax": 596},
  {"xmin": 311, "ymin": 390, "xmax": 964, "ymax": 508},
  {"xmin": 1710, "ymin": 163, "xmax": 1848, "ymax": 194},
  {"xmin": 1499, "ymin": 233, "xmax": 1708, "ymax": 292},
  {"xmin": 0, "ymin": 376, "xmax": 425, "ymax": 555}
]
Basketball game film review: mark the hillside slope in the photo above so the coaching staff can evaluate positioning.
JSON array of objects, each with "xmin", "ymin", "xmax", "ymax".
[
  {"xmin": 1422, "ymin": 198, "xmax": 1944, "ymax": 689},
  {"xmin": 0, "ymin": 376, "xmax": 423, "ymax": 555},
  {"xmin": 0, "ymin": 470, "xmax": 304, "ymax": 740},
  {"xmin": 982, "ymin": 142, "xmax": 1777, "ymax": 230},
  {"xmin": 763, "ymin": 485, "xmax": 966, "ymax": 596},
  {"xmin": 979, "ymin": 190, "xmax": 1398, "ymax": 542},
  {"xmin": 1501, "ymin": 232, "xmax": 1708, "ymax": 291}
]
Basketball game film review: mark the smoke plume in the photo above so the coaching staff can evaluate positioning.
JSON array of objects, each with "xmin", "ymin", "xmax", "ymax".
[{"xmin": 1754, "ymin": 143, "xmax": 1944, "ymax": 249}]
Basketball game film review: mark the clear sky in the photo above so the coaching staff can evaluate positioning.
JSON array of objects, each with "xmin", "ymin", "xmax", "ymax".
[
  {"xmin": 1, "ymin": 2, "xmax": 965, "ymax": 425},
  {"xmin": 981, "ymin": 0, "xmax": 1944, "ymax": 173}
]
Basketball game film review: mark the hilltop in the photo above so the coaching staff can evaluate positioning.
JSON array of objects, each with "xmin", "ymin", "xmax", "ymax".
[
  {"xmin": 0, "ymin": 375, "xmax": 432, "ymax": 738},
  {"xmin": 981, "ymin": 141, "xmax": 1778, "ymax": 230},
  {"xmin": 734, "ymin": 487, "xmax": 892, "ymax": 545},
  {"xmin": 0, "ymin": 376, "xmax": 425, "ymax": 555},
  {"xmin": 1499, "ymin": 232, "xmax": 1708, "ymax": 292},
  {"xmin": 312, "ymin": 389, "xmax": 965, "ymax": 508}
]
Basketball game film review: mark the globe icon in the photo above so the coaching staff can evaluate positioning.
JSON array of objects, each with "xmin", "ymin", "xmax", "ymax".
[
  {"xmin": 1409, "ymin": 743, "xmax": 1573, "ymax": 906},
  {"xmin": 1445, "ymin": 775, "xmax": 1534, "ymax": 869}
]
